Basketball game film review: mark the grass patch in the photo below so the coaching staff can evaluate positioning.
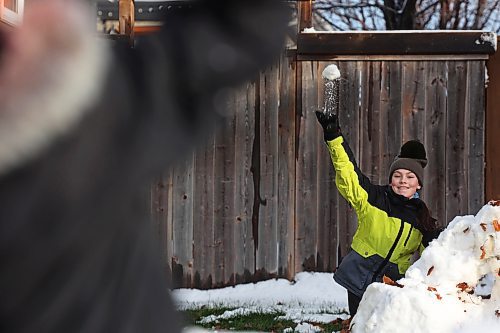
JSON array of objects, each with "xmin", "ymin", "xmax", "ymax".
[{"xmin": 180, "ymin": 307, "xmax": 344, "ymax": 332}]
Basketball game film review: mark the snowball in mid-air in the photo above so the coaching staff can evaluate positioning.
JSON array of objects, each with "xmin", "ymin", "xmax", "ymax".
[{"xmin": 322, "ymin": 64, "xmax": 341, "ymax": 81}]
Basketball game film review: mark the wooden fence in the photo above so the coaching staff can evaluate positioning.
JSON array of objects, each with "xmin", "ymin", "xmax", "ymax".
[{"xmin": 152, "ymin": 36, "xmax": 493, "ymax": 289}]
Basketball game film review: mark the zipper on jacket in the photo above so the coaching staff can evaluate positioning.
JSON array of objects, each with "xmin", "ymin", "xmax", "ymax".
[
  {"xmin": 371, "ymin": 220, "xmax": 405, "ymax": 282},
  {"xmin": 403, "ymin": 225, "xmax": 413, "ymax": 246}
]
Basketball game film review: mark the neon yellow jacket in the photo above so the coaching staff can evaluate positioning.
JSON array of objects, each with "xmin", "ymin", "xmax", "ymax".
[{"xmin": 327, "ymin": 136, "xmax": 437, "ymax": 297}]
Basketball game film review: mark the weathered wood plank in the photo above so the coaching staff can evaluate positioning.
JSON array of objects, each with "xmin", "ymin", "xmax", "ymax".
[
  {"xmin": 233, "ymin": 81, "xmax": 256, "ymax": 284},
  {"xmin": 214, "ymin": 112, "xmax": 236, "ymax": 286},
  {"xmin": 256, "ymin": 65, "xmax": 280, "ymax": 277},
  {"xmin": 172, "ymin": 154, "xmax": 194, "ymax": 287},
  {"xmin": 370, "ymin": 61, "xmax": 386, "ymax": 184},
  {"xmin": 277, "ymin": 55, "xmax": 296, "ymax": 279},
  {"xmin": 381, "ymin": 61, "xmax": 402, "ymax": 177},
  {"xmin": 424, "ymin": 61, "xmax": 447, "ymax": 227},
  {"xmin": 401, "ymin": 61, "xmax": 426, "ymax": 141},
  {"xmin": 467, "ymin": 60, "xmax": 486, "ymax": 213},
  {"xmin": 486, "ymin": 52, "xmax": 500, "ymax": 201},
  {"xmin": 295, "ymin": 60, "xmax": 319, "ymax": 272},
  {"xmin": 151, "ymin": 171, "xmax": 173, "ymax": 285},
  {"xmin": 192, "ymin": 137, "xmax": 215, "ymax": 289},
  {"xmin": 445, "ymin": 61, "xmax": 468, "ymax": 221}
]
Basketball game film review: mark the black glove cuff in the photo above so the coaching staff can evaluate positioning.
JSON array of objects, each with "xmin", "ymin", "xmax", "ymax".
[{"xmin": 324, "ymin": 132, "xmax": 341, "ymax": 142}]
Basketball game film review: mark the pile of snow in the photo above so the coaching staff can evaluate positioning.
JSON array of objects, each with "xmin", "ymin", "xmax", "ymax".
[{"xmin": 352, "ymin": 201, "xmax": 500, "ymax": 333}]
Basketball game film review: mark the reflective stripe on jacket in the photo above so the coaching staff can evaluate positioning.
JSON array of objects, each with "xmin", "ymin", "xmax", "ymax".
[{"xmin": 326, "ymin": 136, "xmax": 435, "ymax": 297}]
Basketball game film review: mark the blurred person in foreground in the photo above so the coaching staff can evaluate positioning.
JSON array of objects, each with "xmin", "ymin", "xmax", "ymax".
[{"xmin": 0, "ymin": 0, "xmax": 289, "ymax": 331}]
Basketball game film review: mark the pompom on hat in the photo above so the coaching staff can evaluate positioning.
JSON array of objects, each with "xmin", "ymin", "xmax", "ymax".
[{"xmin": 388, "ymin": 140, "xmax": 428, "ymax": 187}]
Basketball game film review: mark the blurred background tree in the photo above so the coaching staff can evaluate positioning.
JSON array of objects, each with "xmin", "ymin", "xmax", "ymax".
[{"xmin": 313, "ymin": 0, "xmax": 500, "ymax": 31}]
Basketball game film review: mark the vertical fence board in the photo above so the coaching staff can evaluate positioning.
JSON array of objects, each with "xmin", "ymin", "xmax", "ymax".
[
  {"xmin": 382, "ymin": 61, "xmax": 403, "ymax": 176},
  {"xmin": 172, "ymin": 155, "xmax": 194, "ymax": 288},
  {"xmin": 467, "ymin": 60, "xmax": 485, "ymax": 213},
  {"xmin": 486, "ymin": 52, "xmax": 500, "ymax": 202},
  {"xmin": 214, "ymin": 112, "xmax": 237, "ymax": 286},
  {"xmin": 401, "ymin": 62, "xmax": 426, "ymax": 142},
  {"xmin": 151, "ymin": 171, "xmax": 173, "ymax": 285},
  {"xmin": 277, "ymin": 56, "xmax": 297, "ymax": 278},
  {"xmin": 233, "ymin": 81, "xmax": 256, "ymax": 284},
  {"xmin": 316, "ymin": 61, "xmax": 327, "ymax": 272},
  {"xmin": 424, "ymin": 61, "xmax": 447, "ymax": 226},
  {"xmin": 192, "ymin": 138, "xmax": 215, "ymax": 289},
  {"xmin": 446, "ymin": 61, "xmax": 468, "ymax": 222},
  {"xmin": 295, "ymin": 61, "xmax": 319, "ymax": 272},
  {"xmin": 257, "ymin": 65, "xmax": 280, "ymax": 276},
  {"xmin": 365, "ymin": 62, "xmax": 383, "ymax": 183}
]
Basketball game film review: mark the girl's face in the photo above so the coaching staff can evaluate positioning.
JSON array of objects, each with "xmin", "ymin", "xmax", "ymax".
[{"xmin": 390, "ymin": 169, "xmax": 421, "ymax": 198}]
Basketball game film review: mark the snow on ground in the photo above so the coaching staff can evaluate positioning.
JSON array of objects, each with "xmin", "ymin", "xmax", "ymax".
[
  {"xmin": 173, "ymin": 202, "xmax": 500, "ymax": 332},
  {"xmin": 173, "ymin": 271, "xmax": 349, "ymax": 331}
]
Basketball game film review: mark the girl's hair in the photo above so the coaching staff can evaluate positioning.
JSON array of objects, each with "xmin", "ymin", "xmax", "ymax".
[{"xmin": 418, "ymin": 204, "xmax": 438, "ymax": 232}]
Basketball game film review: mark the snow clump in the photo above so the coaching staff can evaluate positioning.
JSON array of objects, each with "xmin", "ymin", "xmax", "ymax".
[
  {"xmin": 351, "ymin": 201, "xmax": 500, "ymax": 333},
  {"xmin": 322, "ymin": 64, "xmax": 341, "ymax": 81}
]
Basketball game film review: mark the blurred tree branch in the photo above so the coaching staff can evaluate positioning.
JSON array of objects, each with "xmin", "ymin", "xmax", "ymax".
[{"xmin": 313, "ymin": 0, "xmax": 500, "ymax": 31}]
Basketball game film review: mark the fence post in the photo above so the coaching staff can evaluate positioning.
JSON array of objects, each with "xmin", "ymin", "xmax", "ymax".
[
  {"xmin": 119, "ymin": 0, "xmax": 135, "ymax": 44},
  {"xmin": 298, "ymin": 0, "xmax": 313, "ymax": 32}
]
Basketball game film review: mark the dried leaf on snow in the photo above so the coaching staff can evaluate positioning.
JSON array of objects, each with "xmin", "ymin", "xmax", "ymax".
[
  {"xmin": 493, "ymin": 219, "xmax": 500, "ymax": 232},
  {"xmin": 480, "ymin": 245, "xmax": 486, "ymax": 259},
  {"xmin": 427, "ymin": 266, "xmax": 434, "ymax": 276},
  {"xmin": 427, "ymin": 286, "xmax": 442, "ymax": 300},
  {"xmin": 456, "ymin": 282, "xmax": 474, "ymax": 294},
  {"xmin": 382, "ymin": 275, "xmax": 404, "ymax": 288}
]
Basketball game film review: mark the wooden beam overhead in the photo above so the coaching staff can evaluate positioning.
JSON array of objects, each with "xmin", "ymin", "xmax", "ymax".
[
  {"xmin": 297, "ymin": 31, "xmax": 497, "ymax": 56},
  {"xmin": 97, "ymin": 0, "xmax": 191, "ymax": 21}
]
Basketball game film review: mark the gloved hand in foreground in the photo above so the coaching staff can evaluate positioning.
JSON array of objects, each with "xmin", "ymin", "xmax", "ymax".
[{"xmin": 315, "ymin": 111, "xmax": 341, "ymax": 141}]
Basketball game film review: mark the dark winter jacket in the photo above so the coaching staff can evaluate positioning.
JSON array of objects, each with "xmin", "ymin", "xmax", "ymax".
[
  {"xmin": 326, "ymin": 136, "xmax": 438, "ymax": 298},
  {"xmin": 0, "ymin": 1, "xmax": 289, "ymax": 332}
]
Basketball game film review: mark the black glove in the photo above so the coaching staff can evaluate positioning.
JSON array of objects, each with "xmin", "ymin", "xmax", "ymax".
[
  {"xmin": 315, "ymin": 111, "xmax": 341, "ymax": 141},
  {"xmin": 422, "ymin": 226, "xmax": 444, "ymax": 247}
]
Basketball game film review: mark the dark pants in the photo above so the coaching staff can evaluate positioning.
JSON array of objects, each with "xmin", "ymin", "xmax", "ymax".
[{"xmin": 348, "ymin": 291, "xmax": 362, "ymax": 317}]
